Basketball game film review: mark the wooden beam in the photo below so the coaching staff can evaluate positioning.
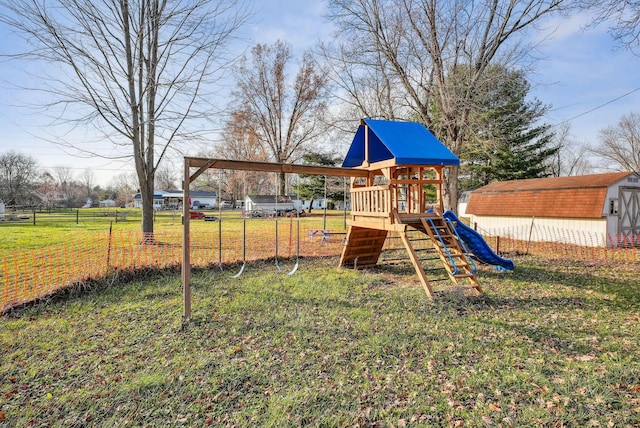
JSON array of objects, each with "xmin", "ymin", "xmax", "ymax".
[
  {"xmin": 184, "ymin": 157, "xmax": 369, "ymax": 178},
  {"xmin": 189, "ymin": 159, "xmax": 216, "ymax": 183}
]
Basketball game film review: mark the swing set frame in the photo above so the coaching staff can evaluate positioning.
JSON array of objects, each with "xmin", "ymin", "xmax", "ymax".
[{"xmin": 181, "ymin": 157, "xmax": 369, "ymax": 322}]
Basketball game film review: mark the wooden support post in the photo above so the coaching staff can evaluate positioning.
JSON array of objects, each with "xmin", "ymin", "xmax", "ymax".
[
  {"xmin": 182, "ymin": 158, "xmax": 192, "ymax": 323},
  {"xmin": 399, "ymin": 231, "xmax": 435, "ymax": 298}
]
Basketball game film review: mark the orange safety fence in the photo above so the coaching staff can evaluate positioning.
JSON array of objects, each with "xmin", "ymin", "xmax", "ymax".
[
  {"xmin": 477, "ymin": 224, "xmax": 640, "ymax": 264},
  {"xmin": 3, "ymin": 223, "xmax": 639, "ymax": 313},
  {"xmin": 1, "ymin": 224, "xmax": 346, "ymax": 313}
]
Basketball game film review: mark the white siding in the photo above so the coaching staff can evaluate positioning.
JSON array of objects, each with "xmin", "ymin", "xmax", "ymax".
[{"xmin": 468, "ymin": 215, "xmax": 608, "ymax": 247}]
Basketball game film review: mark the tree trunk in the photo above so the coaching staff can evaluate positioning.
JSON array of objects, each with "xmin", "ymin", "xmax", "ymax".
[
  {"xmin": 278, "ymin": 171, "xmax": 286, "ymax": 197},
  {"xmin": 140, "ymin": 175, "xmax": 155, "ymax": 243},
  {"xmin": 443, "ymin": 165, "xmax": 459, "ymax": 213}
]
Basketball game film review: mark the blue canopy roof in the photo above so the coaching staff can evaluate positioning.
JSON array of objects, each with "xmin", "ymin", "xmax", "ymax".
[{"xmin": 342, "ymin": 119, "xmax": 460, "ymax": 168}]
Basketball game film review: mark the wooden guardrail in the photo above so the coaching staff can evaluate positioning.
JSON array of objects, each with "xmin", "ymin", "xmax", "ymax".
[{"xmin": 350, "ymin": 186, "xmax": 391, "ymax": 217}]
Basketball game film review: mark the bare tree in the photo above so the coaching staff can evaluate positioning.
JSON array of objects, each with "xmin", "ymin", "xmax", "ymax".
[
  {"xmin": 214, "ymin": 110, "xmax": 271, "ymax": 199},
  {"xmin": 79, "ymin": 169, "xmax": 96, "ymax": 200},
  {"xmin": 319, "ymin": 40, "xmax": 409, "ymax": 134},
  {"xmin": 583, "ymin": 0, "xmax": 640, "ymax": 52},
  {"xmin": 109, "ymin": 172, "xmax": 139, "ymax": 207},
  {"xmin": 0, "ymin": 150, "xmax": 39, "ymax": 207},
  {"xmin": 547, "ymin": 123, "xmax": 593, "ymax": 176},
  {"xmin": 155, "ymin": 163, "xmax": 177, "ymax": 190},
  {"xmin": 228, "ymin": 40, "xmax": 330, "ymax": 195},
  {"xmin": 51, "ymin": 166, "xmax": 74, "ymax": 207},
  {"xmin": 326, "ymin": 0, "xmax": 573, "ymax": 210},
  {"xmin": 590, "ymin": 111, "xmax": 640, "ymax": 172},
  {"xmin": 0, "ymin": 0, "xmax": 250, "ymax": 237}
]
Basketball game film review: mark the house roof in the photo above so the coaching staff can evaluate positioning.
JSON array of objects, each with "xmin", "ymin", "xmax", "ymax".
[
  {"xmin": 342, "ymin": 119, "xmax": 460, "ymax": 168},
  {"xmin": 133, "ymin": 190, "xmax": 216, "ymax": 200},
  {"xmin": 466, "ymin": 172, "xmax": 633, "ymax": 219}
]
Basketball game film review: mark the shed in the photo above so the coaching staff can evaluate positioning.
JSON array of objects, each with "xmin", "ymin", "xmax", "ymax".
[
  {"xmin": 465, "ymin": 172, "xmax": 640, "ymax": 247},
  {"xmin": 245, "ymin": 195, "xmax": 294, "ymax": 214}
]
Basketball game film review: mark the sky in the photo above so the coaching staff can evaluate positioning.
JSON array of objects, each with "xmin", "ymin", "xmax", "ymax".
[{"xmin": 1, "ymin": 1, "xmax": 639, "ymax": 187}]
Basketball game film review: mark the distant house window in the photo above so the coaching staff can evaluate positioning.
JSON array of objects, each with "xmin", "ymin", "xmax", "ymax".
[
  {"xmin": 609, "ymin": 198, "xmax": 619, "ymax": 215},
  {"xmin": 628, "ymin": 176, "xmax": 639, "ymax": 183}
]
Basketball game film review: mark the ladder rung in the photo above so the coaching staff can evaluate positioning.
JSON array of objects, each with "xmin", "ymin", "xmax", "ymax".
[
  {"xmin": 454, "ymin": 274, "xmax": 476, "ymax": 279},
  {"xmin": 381, "ymin": 257, "xmax": 408, "ymax": 263}
]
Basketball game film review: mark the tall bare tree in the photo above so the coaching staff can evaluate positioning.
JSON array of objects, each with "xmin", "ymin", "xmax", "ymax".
[
  {"xmin": 326, "ymin": 0, "xmax": 573, "ymax": 210},
  {"xmin": 52, "ymin": 166, "xmax": 76, "ymax": 207},
  {"xmin": 215, "ymin": 110, "xmax": 271, "ymax": 200},
  {"xmin": 79, "ymin": 169, "xmax": 96, "ymax": 201},
  {"xmin": 228, "ymin": 40, "xmax": 330, "ymax": 195},
  {"xmin": 590, "ymin": 111, "xmax": 640, "ymax": 172},
  {"xmin": 0, "ymin": 151, "xmax": 39, "ymax": 207},
  {"xmin": 0, "ymin": 0, "xmax": 250, "ymax": 237}
]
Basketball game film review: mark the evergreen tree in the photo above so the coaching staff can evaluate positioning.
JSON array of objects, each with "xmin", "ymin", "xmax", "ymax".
[
  {"xmin": 294, "ymin": 152, "xmax": 344, "ymax": 212},
  {"xmin": 441, "ymin": 65, "xmax": 559, "ymax": 190}
]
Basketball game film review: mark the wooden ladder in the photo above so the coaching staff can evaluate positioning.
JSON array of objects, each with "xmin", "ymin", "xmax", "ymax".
[{"xmin": 419, "ymin": 214, "xmax": 483, "ymax": 296}]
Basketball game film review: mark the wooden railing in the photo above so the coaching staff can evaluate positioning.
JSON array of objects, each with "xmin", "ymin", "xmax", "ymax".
[{"xmin": 350, "ymin": 186, "xmax": 391, "ymax": 217}]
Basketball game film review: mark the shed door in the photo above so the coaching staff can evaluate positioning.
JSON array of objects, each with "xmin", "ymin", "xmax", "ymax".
[{"xmin": 618, "ymin": 186, "xmax": 640, "ymax": 240}]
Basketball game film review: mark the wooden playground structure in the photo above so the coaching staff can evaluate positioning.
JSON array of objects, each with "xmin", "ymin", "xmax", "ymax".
[{"xmin": 181, "ymin": 119, "xmax": 486, "ymax": 321}]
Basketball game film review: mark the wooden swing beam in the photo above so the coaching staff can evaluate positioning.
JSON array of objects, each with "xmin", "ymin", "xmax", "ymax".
[{"xmin": 182, "ymin": 157, "xmax": 370, "ymax": 322}]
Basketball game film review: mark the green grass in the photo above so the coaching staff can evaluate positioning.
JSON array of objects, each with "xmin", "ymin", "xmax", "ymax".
[
  {"xmin": 0, "ymin": 209, "xmax": 347, "ymax": 258},
  {"xmin": 2, "ymin": 256, "xmax": 639, "ymax": 426}
]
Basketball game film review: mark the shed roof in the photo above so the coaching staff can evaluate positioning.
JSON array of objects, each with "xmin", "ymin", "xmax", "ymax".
[
  {"xmin": 342, "ymin": 119, "xmax": 460, "ymax": 168},
  {"xmin": 466, "ymin": 172, "xmax": 633, "ymax": 219}
]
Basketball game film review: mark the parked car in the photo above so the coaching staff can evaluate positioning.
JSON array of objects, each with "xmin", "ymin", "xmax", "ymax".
[
  {"xmin": 189, "ymin": 211, "xmax": 206, "ymax": 219},
  {"xmin": 286, "ymin": 209, "xmax": 306, "ymax": 217}
]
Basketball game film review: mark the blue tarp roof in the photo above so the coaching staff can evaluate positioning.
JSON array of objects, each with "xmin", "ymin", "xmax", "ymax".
[{"xmin": 342, "ymin": 119, "xmax": 460, "ymax": 168}]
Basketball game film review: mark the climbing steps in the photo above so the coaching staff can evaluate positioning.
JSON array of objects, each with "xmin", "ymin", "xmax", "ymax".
[
  {"xmin": 417, "ymin": 213, "xmax": 482, "ymax": 297},
  {"xmin": 341, "ymin": 211, "xmax": 483, "ymax": 298}
]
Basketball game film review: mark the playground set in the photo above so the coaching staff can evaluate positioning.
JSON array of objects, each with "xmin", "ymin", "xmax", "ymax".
[{"xmin": 181, "ymin": 119, "xmax": 513, "ymax": 320}]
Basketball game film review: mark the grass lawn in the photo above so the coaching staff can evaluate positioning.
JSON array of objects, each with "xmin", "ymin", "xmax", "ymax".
[
  {"xmin": 0, "ymin": 209, "xmax": 347, "ymax": 258},
  {"xmin": 1, "ymin": 255, "xmax": 639, "ymax": 426}
]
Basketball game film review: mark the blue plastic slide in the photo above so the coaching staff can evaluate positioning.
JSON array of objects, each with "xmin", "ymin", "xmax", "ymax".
[{"xmin": 443, "ymin": 210, "xmax": 515, "ymax": 271}]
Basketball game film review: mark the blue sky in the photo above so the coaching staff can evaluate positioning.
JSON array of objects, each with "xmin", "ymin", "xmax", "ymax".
[{"xmin": 1, "ymin": 1, "xmax": 638, "ymax": 186}]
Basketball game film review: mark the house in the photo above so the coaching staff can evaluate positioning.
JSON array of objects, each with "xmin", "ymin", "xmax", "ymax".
[
  {"xmin": 465, "ymin": 172, "xmax": 640, "ymax": 247},
  {"xmin": 99, "ymin": 199, "xmax": 117, "ymax": 208},
  {"xmin": 244, "ymin": 195, "xmax": 294, "ymax": 215},
  {"xmin": 300, "ymin": 198, "xmax": 327, "ymax": 210},
  {"xmin": 132, "ymin": 190, "xmax": 217, "ymax": 210},
  {"xmin": 133, "ymin": 191, "xmax": 168, "ymax": 209}
]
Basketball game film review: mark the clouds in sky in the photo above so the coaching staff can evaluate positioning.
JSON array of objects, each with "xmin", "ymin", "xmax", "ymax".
[{"xmin": 1, "ymin": 1, "xmax": 638, "ymax": 185}]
